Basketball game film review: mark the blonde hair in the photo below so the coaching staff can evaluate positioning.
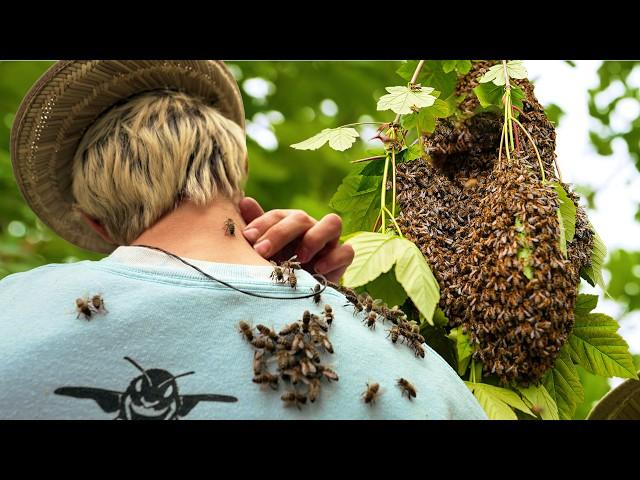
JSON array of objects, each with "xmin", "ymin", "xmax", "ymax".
[{"xmin": 71, "ymin": 89, "xmax": 247, "ymax": 245}]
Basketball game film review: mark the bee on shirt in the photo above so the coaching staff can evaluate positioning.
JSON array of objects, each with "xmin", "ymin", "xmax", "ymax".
[
  {"xmin": 288, "ymin": 270, "xmax": 298, "ymax": 289},
  {"xmin": 237, "ymin": 320, "xmax": 254, "ymax": 342},
  {"xmin": 75, "ymin": 297, "xmax": 93, "ymax": 320},
  {"xmin": 281, "ymin": 391, "xmax": 307, "ymax": 410},
  {"xmin": 270, "ymin": 262, "xmax": 286, "ymax": 284},
  {"xmin": 362, "ymin": 382, "xmax": 381, "ymax": 405},
  {"xmin": 397, "ymin": 378, "xmax": 417, "ymax": 400},
  {"xmin": 90, "ymin": 294, "xmax": 108, "ymax": 315},
  {"xmin": 323, "ymin": 304, "xmax": 334, "ymax": 325},
  {"xmin": 311, "ymin": 284, "xmax": 322, "ymax": 305}
]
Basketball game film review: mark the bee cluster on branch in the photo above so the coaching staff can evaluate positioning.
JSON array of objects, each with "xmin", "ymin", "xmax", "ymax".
[
  {"xmin": 395, "ymin": 62, "xmax": 594, "ymax": 385},
  {"xmin": 270, "ymin": 255, "xmax": 302, "ymax": 289},
  {"xmin": 328, "ymin": 282, "xmax": 426, "ymax": 359},
  {"xmin": 239, "ymin": 306, "xmax": 338, "ymax": 409},
  {"xmin": 75, "ymin": 294, "xmax": 107, "ymax": 320}
]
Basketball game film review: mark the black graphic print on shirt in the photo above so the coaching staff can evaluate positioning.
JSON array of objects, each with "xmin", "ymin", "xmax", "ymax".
[{"xmin": 54, "ymin": 356, "xmax": 238, "ymax": 420}]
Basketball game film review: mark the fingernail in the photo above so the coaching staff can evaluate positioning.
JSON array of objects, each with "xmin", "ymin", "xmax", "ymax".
[
  {"xmin": 243, "ymin": 228, "xmax": 259, "ymax": 243},
  {"xmin": 254, "ymin": 239, "xmax": 271, "ymax": 257},
  {"xmin": 297, "ymin": 247, "xmax": 308, "ymax": 263}
]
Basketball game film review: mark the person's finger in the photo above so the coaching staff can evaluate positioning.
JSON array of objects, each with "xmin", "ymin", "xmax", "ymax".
[
  {"xmin": 313, "ymin": 243, "xmax": 355, "ymax": 280},
  {"xmin": 239, "ymin": 197, "xmax": 265, "ymax": 226},
  {"xmin": 322, "ymin": 264, "xmax": 350, "ymax": 284},
  {"xmin": 242, "ymin": 209, "xmax": 289, "ymax": 244},
  {"xmin": 296, "ymin": 213, "xmax": 342, "ymax": 264},
  {"xmin": 253, "ymin": 212, "xmax": 316, "ymax": 258}
]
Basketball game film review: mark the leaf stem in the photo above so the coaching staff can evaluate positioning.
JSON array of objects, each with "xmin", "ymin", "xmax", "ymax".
[
  {"xmin": 383, "ymin": 206, "xmax": 404, "ymax": 237},
  {"xmin": 381, "ymin": 155, "xmax": 390, "ymax": 232},
  {"xmin": 391, "ymin": 149, "xmax": 397, "ymax": 218},
  {"xmin": 512, "ymin": 117, "xmax": 546, "ymax": 183},
  {"xmin": 350, "ymin": 155, "xmax": 386, "ymax": 164}
]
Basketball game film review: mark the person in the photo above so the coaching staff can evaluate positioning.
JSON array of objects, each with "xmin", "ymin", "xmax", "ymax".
[{"xmin": 0, "ymin": 60, "xmax": 486, "ymax": 420}]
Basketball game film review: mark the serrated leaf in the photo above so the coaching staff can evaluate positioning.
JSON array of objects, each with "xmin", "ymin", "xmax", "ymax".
[
  {"xmin": 479, "ymin": 60, "xmax": 528, "ymax": 86},
  {"xmin": 442, "ymin": 60, "xmax": 472, "ymax": 75},
  {"xmin": 465, "ymin": 382, "xmax": 533, "ymax": 420},
  {"xmin": 343, "ymin": 233, "xmax": 404, "ymax": 287},
  {"xmin": 448, "ymin": 326, "xmax": 473, "ymax": 376},
  {"xmin": 543, "ymin": 346, "xmax": 584, "ymax": 420},
  {"xmin": 404, "ymin": 143, "xmax": 423, "ymax": 161},
  {"xmin": 432, "ymin": 306, "xmax": 449, "ymax": 328},
  {"xmin": 518, "ymin": 385, "xmax": 560, "ymax": 420},
  {"xmin": 329, "ymin": 175, "xmax": 380, "ymax": 235},
  {"xmin": 364, "ymin": 269, "xmax": 408, "ymax": 308},
  {"xmin": 575, "ymin": 294, "xmax": 598, "ymax": 317},
  {"xmin": 395, "ymin": 239, "xmax": 440, "ymax": 324},
  {"xmin": 568, "ymin": 312, "xmax": 638, "ymax": 379},
  {"xmin": 474, "ymin": 83, "xmax": 525, "ymax": 112},
  {"xmin": 290, "ymin": 127, "xmax": 359, "ymax": 152},
  {"xmin": 553, "ymin": 182, "xmax": 577, "ymax": 244},
  {"xmin": 377, "ymin": 85, "xmax": 436, "ymax": 115},
  {"xmin": 580, "ymin": 227, "xmax": 607, "ymax": 290}
]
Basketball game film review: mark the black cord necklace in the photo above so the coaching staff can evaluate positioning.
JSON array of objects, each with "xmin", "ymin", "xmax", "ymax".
[{"xmin": 132, "ymin": 244, "xmax": 329, "ymax": 301}]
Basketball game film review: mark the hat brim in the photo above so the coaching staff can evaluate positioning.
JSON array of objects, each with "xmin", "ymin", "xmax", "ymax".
[{"xmin": 11, "ymin": 60, "xmax": 245, "ymax": 254}]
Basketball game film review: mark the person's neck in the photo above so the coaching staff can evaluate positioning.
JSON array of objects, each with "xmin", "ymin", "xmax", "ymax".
[{"xmin": 130, "ymin": 198, "xmax": 271, "ymax": 266}]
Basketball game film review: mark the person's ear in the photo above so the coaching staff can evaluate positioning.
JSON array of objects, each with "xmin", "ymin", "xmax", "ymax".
[{"xmin": 78, "ymin": 210, "xmax": 116, "ymax": 244}]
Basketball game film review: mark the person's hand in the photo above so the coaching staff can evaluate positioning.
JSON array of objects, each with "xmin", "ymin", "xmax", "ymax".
[{"xmin": 239, "ymin": 197, "xmax": 355, "ymax": 283}]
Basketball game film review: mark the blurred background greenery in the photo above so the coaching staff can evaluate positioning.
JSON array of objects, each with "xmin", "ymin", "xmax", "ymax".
[{"xmin": 1, "ymin": 60, "xmax": 639, "ymax": 418}]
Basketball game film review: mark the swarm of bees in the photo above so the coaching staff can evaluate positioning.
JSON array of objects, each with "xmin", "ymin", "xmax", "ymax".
[
  {"xmin": 270, "ymin": 255, "xmax": 302, "ymax": 289},
  {"xmin": 327, "ymin": 283, "xmax": 426, "ymax": 359},
  {"xmin": 239, "ymin": 306, "xmax": 338, "ymax": 410},
  {"xmin": 395, "ymin": 62, "xmax": 595, "ymax": 385},
  {"xmin": 75, "ymin": 294, "xmax": 107, "ymax": 320}
]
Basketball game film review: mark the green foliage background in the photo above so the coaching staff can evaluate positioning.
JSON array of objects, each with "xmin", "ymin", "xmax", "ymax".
[{"xmin": 1, "ymin": 60, "xmax": 639, "ymax": 418}]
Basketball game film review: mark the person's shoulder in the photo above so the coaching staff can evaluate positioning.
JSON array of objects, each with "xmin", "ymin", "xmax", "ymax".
[{"xmin": 0, "ymin": 260, "xmax": 94, "ymax": 288}]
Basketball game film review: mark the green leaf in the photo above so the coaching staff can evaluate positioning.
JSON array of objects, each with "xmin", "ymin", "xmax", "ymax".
[
  {"xmin": 344, "ymin": 233, "xmax": 440, "ymax": 325},
  {"xmin": 404, "ymin": 143, "xmax": 423, "ymax": 161},
  {"xmin": 474, "ymin": 83, "xmax": 525, "ymax": 112},
  {"xmin": 448, "ymin": 326, "xmax": 473, "ymax": 376},
  {"xmin": 543, "ymin": 346, "xmax": 584, "ymax": 420},
  {"xmin": 432, "ymin": 306, "xmax": 449, "ymax": 328},
  {"xmin": 552, "ymin": 183, "xmax": 577, "ymax": 251},
  {"xmin": 377, "ymin": 85, "xmax": 437, "ymax": 115},
  {"xmin": 465, "ymin": 382, "xmax": 533, "ymax": 420},
  {"xmin": 580, "ymin": 228, "xmax": 607, "ymax": 290},
  {"xmin": 568, "ymin": 312, "xmax": 638, "ymax": 379},
  {"xmin": 574, "ymin": 294, "xmax": 598, "ymax": 317},
  {"xmin": 364, "ymin": 269, "xmax": 408, "ymax": 308},
  {"xmin": 395, "ymin": 239, "xmax": 440, "ymax": 324},
  {"xmin": 290, "ymin": 127, "xmax": 359, "ymax": 152},
  {"xmin": 479, "ymin": 60, "xmax": 528, "ymax": 86},
  {"xmin": 343, "ymin": 233, "xmax": 404, "ymax": 287},
  {"xmin": 518, "ymin": 385, "xmax": 560, "ymax": 420},
  {"xmin": 442, "ymin": 60, "xmax": 472, "ymax": 75},
  {"xmin": 329, "ymin": 175, "xmax": 380, "ymax": 235}
]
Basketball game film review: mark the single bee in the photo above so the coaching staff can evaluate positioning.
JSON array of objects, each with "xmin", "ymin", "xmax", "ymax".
[
  {"xmin": 308, "ymin": 379, "xmax": 321, "ymax": 403},
  {"xmin": 464, "ymin": 178, "xmax": 478, "ymax": 189},
  {"xmin": 282, "ymin": 367, "xmax": 304, "ymax": 385},
  {"xmin": 300, "ymin": 358, "xmax": 317, "ymax": 377},
  {"xmin": 223, "ymin": 218, "xmax": 236, "ymax": 236},
  {"xmin": 362, "ymin": 294, "xmax": 374, "ymax": 313},
  {"xmin": 288, "ymin": 271, "xmax": 298, "ymax": 289},
  {"xmin": 365, "ymin": 312, "xmax": 377, "ymax": 330},
  {"xmin": 303, "ymin": 343, "xmax": 320, "ymax": 362},
  {"xmin": 311, "ymin": 284, "xmax": 322, "ymax": 305},
  {"xmin": 387, "ymin": 325, "xmax": 400, "ymax": 343},
  {"xmin": 321, "ymin": 336, "xmax": 334, "ymax": 354},
  {"xmin": 362, "ymin": 382, "xmax": 381, "ymax": 405},
  {"xmin": 411, "ymin": 341, "xmax": 425, "ymax": 358},
  {"xmin": 282, "ymin": 255, "xmax": 302, "ymax": 274},
  {"xmin": 251, "ymin": 337, "xmax": 276, "ymax": 352},
  {"xmin": 270, "ymin": 262, "xmax": 286, "ymax": 283},
  {"xmin": 256, "ymin": 324, "xmax": 277, "ymax": 339},
  {"xmin": 253, "ymin": 372, "xmax": 279, "ymax": 390},
  {"xmin": 311, "ymin": 314, "xmax": 328, "ymax": 332},
  {"xmin": 302, "ymin": 310, "xmax": 311, "ymax": 332},
  {"xmin": 276, "ymin": 350, "xmax": 296, "ymax": 370},
  {"xmin": 318, "ymin": 365, "xmax": 339, "ymax": 382},
  {"xmin": 291, "ymin": 333, "xmax": 305, "ymax": 352},
  {"xmin": 397, "ymin": 378, "xmax": 417, "ymax": 400},
  {"xmin": 90, "ymin": 294, "xmax": 108, "ymax": 315},
  {"xmin": 75, "ymin": 297, "xmax": 93, "ymax": 320},
  {"xmin": 323, "ymin": 304, "xmax": 334, "ymax": 325},
  {"xmin": 238, "ymin": 321, "xmax": 253, "ymax": 342},
  {"xmin": 279, "ymin": 322, "xmax": 300, "ymax": 336},
  {"xmin": 352, "ymin": 302, "xmax": 364, "ymax": 316},
  {"xmin": 281, "ymin": 391, "xmax": 307, "ymax": 410},
  {"xmin": 409, "ymin": 82, "xmax": 422, "ymax": 91},
  {"xmin": 253, "ymin": 350, "xmax": 265, "ymax": 375}
]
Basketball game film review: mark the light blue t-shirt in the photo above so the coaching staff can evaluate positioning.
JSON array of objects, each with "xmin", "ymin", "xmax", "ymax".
[{"xmin": 0, "ymin": 246, "xmax": 486, "ymax": 420}]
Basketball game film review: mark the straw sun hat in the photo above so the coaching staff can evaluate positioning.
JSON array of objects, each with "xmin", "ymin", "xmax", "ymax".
[{"xmin": 10, "ymin": 60, "xmax": 245, "ymax": 254}]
